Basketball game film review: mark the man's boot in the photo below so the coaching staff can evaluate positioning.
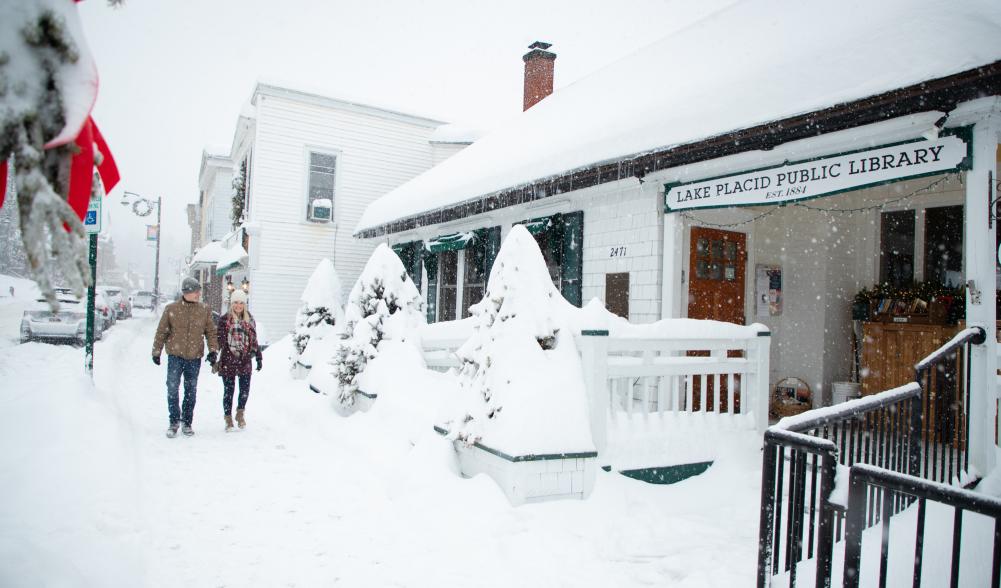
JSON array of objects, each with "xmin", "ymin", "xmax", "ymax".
[
  {"xmin": 224, "ymin": 414, "xmax": 234, "ymax": 432},
  {"xmin": 236, "ymin": 409, "xmax": 246, "ymax": 429},
  {"xmin": 182, "ymin": 423, "xmax": 194, "ymax": 436},
  {"xmin": 166, "ymin": 422, "xmax": 179, "ymax": 438}
]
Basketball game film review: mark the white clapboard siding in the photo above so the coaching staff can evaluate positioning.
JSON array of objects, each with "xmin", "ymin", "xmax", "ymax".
[{"xmin": 245, "ymin": 86, "xmax": 441, "ymax": 335}]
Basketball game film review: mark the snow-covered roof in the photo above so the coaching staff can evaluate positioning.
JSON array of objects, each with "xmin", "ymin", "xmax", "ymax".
[
  {"xmin": 253, "ymin": 79, "xmax": 446, "ymax": 128},
  {"xmin": 356, "ymin": 0, "xmax": 1001, "ymax": 234},
  {"xmin": 215, "ymin": 244, "xmax": 248, "ymax": 272},
  {"xmin": 428, "ymin": 123, "xmax": 485, "ymax": 144},
  {"xmin": 190, "ymin": 241, "xmax": 228, "ymax": 265}
]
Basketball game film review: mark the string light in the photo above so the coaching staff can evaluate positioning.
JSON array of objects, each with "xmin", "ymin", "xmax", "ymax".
[{"xmin": 679, "ymin": 174, "xmax": 958, "ymax": 228}]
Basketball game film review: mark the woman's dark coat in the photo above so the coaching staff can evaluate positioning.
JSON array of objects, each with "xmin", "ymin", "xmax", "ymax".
[{"xmin": 216, "ymin": 313, "xmax": 262, "ymax": 377}]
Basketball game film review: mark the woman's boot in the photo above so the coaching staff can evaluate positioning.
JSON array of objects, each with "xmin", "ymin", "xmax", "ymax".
[
  {"xmin": 236, "ymin": 409, "xmax": 246, "ymax": 429},
  {"xmin": 224, "ymin": 414, "xmax": 234, "ymax": 432}
]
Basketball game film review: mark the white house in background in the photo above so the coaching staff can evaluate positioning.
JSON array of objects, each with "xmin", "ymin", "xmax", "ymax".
[
  {"xmin": 221, "ymin": 81, "xmax": 476, "ymax": 335},
  {"xmin": 196, "ymin": 150, "xmax": 235, "ymax": 246}
]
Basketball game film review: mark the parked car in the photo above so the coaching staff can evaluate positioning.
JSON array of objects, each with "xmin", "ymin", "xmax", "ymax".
[
  {"xmin": 131, "ymin": 290, "xmax": 156, "ymax": 311},
  {"xmin": 100, "ymin": 285, "xmax": 131, "ymax": 319},
  {"xmin": 20, "ymin": 288, "xmax": 106, "ymax": 345},
  {"xmin": 94, "ymin": 292, "xmax": 115, "ymax": 328}
]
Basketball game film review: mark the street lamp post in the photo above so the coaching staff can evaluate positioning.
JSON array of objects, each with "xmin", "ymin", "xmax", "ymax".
[{"xmin": 121, "ymin": 191, "xmax": 162, "ymax": 304}]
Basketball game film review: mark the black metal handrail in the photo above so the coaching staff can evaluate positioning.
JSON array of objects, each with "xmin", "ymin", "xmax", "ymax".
[
  {"xmin": 844, "ymin": 463, "xmax": 1001, "ymax": 588},
  {"xmin": 757, "ymin": 326, "xmax": 988, "ymax": 588},
  {"xmin": 913, "ymin": 326, "xmax": 986, "ymax": 485}
]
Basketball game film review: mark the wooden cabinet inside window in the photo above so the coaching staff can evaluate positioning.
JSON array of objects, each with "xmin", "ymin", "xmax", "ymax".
[{"xmin": 861, "ymin": 322, "xmax": 959, "ymax": 395}]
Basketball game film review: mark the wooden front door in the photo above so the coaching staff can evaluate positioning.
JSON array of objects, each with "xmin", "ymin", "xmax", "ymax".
[
  {"xmin": 688, "ymin": 227, "xmax": 747, "ymax": 324},
  {"xmin": 687, "ymin": 227, "xmax": 747, "ymax": 411}
]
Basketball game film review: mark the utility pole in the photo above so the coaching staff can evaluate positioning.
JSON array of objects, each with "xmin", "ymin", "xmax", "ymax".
[{"xmin": 154, "ymin": 195, "xmax": 162, "ymax": 304}]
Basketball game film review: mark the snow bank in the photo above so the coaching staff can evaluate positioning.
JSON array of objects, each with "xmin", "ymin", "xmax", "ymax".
[
  {"xmin": 0, "ymin": 342, "xmax": 145, "ymax": 586},
  {"xmin": 439, "ymin": 225, "xmax": 594, "ymax": 456}
]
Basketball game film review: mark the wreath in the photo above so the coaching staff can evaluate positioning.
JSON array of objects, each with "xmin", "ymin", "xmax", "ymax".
[{"xmin": 132, "ymin": 198, "xmax": 154, "ymax": 217}]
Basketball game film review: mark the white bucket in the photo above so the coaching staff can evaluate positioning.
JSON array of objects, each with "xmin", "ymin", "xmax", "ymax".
[{"xmin": 832, "ymin": 381, "xmax": 861, "ymax": 405}]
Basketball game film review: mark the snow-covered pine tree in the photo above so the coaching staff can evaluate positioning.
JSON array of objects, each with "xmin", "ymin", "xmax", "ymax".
[
  {"xmin": 441, "ymin": 225, "xmax": 593, "ymax": 456},
  {"xmin": 290, "ymin": 258, "xmax": 344, "ymax": 367},
  {"xmin": 0, "ymin": 2, "xmax": 109, "ymax": 307},
  {"xmin": 0, "ymin": 167, "xmax": 29, "ymax": 277},
  {"xmin": 231, "ymin": 159, "xmax": 247, "ymax": 230},
  {"xmin": 331, "ymin": 244, "xmax": 424, "ymax": 409}
]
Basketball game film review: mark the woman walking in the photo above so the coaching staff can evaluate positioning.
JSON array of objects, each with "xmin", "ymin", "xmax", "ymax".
[{"xmin": 216, "ymin": 290, "xmax": 262, "ymax": 431}]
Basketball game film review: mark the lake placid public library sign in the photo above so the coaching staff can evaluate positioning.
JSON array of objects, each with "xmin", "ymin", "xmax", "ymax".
[{"xmin": 664, "ymin": 134, "xmax": 969, "ymax": 212}]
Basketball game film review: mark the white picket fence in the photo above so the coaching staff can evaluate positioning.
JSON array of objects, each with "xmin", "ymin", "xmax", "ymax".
[
  {"xmin": 576, "ymin": 328, "xmax": 771, "ymax": 461},
  {"xmin": 419, "ymin": 321, "xmax": 771, "ymax": 468}
]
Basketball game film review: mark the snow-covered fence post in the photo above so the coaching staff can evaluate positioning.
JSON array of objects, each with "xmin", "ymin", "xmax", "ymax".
[
  {"xmin": 747, "ymin": 331, "xmax": 772, "ymax": 435},
  {"xmin": 580, "ymin": 329, "xmax": 609, "ymax": 454}
]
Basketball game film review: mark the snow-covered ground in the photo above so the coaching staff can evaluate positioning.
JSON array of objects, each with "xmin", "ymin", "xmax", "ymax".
[
  {"xmin": 0, "ymin": 311, "xmax": 766, "ymax": 587},
  {"xmin": 4, "ymin": 274, "xmax": 998, "ymax": 586}
]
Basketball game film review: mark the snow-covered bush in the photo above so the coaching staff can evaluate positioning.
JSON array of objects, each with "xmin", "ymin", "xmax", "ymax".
[
  {"xmin": 439, "ymin": 225, "xmax": 594, "ymax": 456},
  {"xmin": 290, "ymin": 258, "xmax": 344, "ymax": 371},
  {"xmin": 330, "ymin": 244, "xmax": 425, "ymax": 409}
]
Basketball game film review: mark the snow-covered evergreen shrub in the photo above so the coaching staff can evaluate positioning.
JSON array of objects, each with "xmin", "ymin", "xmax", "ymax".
[
  {"xmin": 0, "ymin": 2, "xmax": 102, "ymax": 307},
  {"xmin": 440, "ymin": 225, "xmax": 593, "ymax": 456},
  {"xmin": 290, "ymin": 258, "xmax": 344, "ymax": 370},
  {"xmin": 231, "ymin": 159, "xmax": 246, "ymax": 230},
  {"xmin": 331, "ymin": 244, "xmax": 425, "ymax": 409}
]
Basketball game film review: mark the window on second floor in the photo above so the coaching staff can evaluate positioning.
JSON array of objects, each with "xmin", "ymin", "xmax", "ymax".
[{"xmin": 307, "ymin": 151, "xmax": 336, "ymax": 222}]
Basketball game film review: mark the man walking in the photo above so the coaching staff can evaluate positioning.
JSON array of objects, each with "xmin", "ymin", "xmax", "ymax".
[{"xmin": 152, "ymin": 277, "xmax": 219, "ymax": 438}]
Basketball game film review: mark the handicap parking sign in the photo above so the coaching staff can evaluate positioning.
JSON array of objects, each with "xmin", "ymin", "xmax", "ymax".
[{"xmin": 85, "ymin": 198, "xmax": 102, "ymax": 234}]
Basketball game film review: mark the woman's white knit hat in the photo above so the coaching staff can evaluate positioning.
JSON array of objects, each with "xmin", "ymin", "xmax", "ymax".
[{"xmin": 230, "ymin": 290, "xmax": 248, "ymax": 304}]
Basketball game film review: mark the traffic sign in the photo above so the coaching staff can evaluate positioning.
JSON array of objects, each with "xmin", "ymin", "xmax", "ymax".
[{"xmin": 84, "ymin": 196, "xmax": 102, "ymax": 234}]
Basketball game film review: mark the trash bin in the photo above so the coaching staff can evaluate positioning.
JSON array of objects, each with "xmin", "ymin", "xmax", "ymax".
[{"xmin": 832, "ymin": 381, "xmax": 861, "ymax": 405}]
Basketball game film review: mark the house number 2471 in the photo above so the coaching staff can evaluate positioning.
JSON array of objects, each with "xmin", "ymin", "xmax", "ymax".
[{"xmin": 609, "ymin": 246, "xmax": 627, "ymax": 258}]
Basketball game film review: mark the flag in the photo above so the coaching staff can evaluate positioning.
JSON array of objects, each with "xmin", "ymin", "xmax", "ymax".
[{"xmin": 146, "ymin": 225, "xmax": 159, "ymax": 241}]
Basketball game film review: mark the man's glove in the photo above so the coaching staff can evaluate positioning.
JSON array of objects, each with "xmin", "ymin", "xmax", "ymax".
[
  {"xmin": 206, "ymin": 351, "xmax": 218, "ymax": 365},
  {"xmin": 256, "ymin": 356, "xmax": 263, "ymax": 371},
  {"xmin": 152, "ymin": 355, "xmax": 161, "ymax": 366}
]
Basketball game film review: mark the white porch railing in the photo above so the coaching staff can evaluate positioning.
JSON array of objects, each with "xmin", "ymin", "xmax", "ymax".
[
  {"xmin": 418, "ymin": 319, "xmax": 771, "ymax": 467},
  {"xmin": 576, "ymin": 328, "xmax": 771, "ymax": 456}
]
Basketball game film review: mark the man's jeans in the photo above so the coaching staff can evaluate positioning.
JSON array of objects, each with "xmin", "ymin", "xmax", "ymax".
[{"xmin": 166, "ymin": 355, "xmax": 201, "ymax": 425}]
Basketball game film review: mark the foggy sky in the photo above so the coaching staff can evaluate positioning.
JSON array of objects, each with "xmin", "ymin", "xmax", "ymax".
[{"xmin": 78, "ymin": 0, "xmax": 733, "ymax": 291}]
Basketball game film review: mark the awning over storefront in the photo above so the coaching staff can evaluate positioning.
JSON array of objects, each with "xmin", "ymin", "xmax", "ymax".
[
  {"xmin": 424, "ymin": 230, "xmax": 481, "ymax": 253},
  {"xmin": 188, "ymin": 240, "xmax": 248, "ymax": 275}
]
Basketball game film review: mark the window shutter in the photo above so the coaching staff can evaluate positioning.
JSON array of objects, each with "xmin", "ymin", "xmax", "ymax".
[
  {"xmin": 560, "ymin": 211, "xmax": 583, "ymax": 307},
  {"xmin": 483, "ymin": 226, "xmax": 501, "ymax": 279},
  {"xmin": 423, "ymin": 250, "xmax": 439, "ymax": 323},
  {"xmin": 392, "ymin": 241, "xmax": 423, "ymax": 291}
]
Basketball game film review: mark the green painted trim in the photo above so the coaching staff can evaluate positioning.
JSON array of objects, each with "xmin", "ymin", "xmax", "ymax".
[
  {"xmin": 215, "ymin": 261, "xmax": 242, "ymax": 276},
  {"xmin": 581, "ymin": 329, "xmax": 610, "ymax": 336},
  {"xmin": 617, "ymin": 461, "xmax": 713, "ymax": 485},
  {"xmin": 433, "ymin": 425, "xmax": 597, "ymax": 462},
  {"xmin": 356, "ymin": 389, "xmax": 377, "ymax": 400},
  {"xmin": 757, "ymin": 331, "xmax": 772, "ymax": 337},
  {"xmin": 664, "ymin": 128, "xmax": 973, "ymax": 214}
]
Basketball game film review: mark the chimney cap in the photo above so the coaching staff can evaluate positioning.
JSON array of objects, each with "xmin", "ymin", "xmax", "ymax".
[{"xmin": 523, "ymin": 41, "xmax": 556, "ymax": 63}]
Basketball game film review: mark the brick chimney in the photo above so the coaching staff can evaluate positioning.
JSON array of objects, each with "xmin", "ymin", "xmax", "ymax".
[{"xmin": 523, "ymin": 41, "xmax": 556, "ymax": 111}]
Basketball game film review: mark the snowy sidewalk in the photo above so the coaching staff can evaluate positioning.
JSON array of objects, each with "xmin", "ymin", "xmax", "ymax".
[{"xmin": 1, "ymin": 315, "xmax": 766, "ymax": 587}]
